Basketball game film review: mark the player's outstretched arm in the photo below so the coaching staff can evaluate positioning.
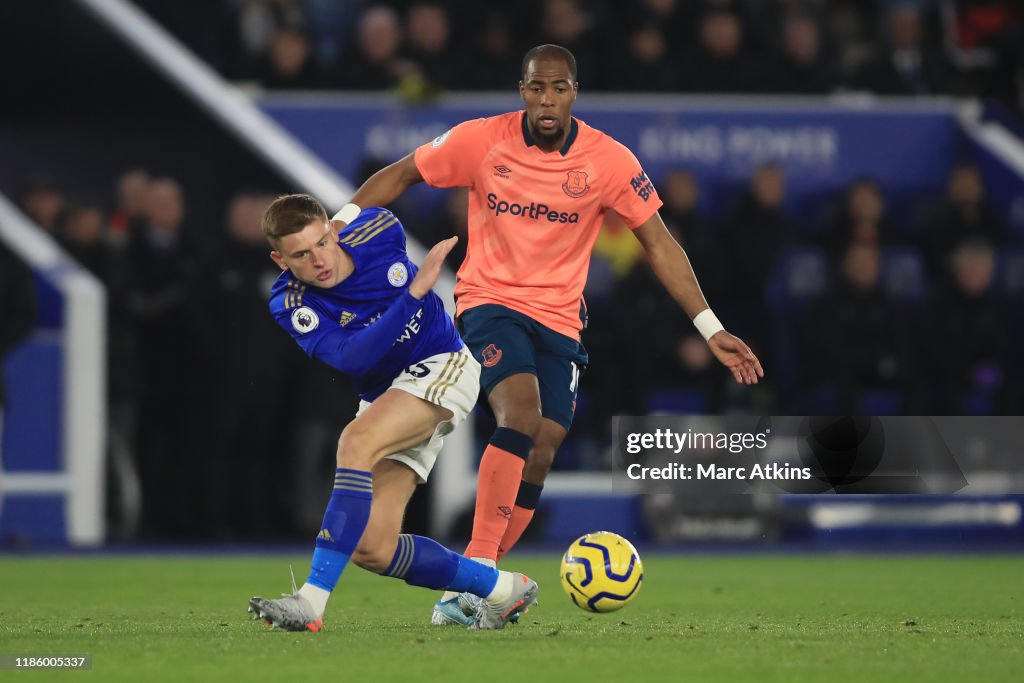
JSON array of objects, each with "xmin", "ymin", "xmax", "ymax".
[
  {"xmin": 632, "ymin": 214, "xmax": 764, "ymax": 385},
  {"xmin": 409, "ymin": 236, "xmax": 459, "ymax": 299},
  {"xmin": 332, "ymin": 153, "xmax": 425, "ymax": 230}
]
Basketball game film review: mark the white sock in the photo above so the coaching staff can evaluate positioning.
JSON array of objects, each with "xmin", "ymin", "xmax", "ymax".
[
  {"xmin": 298, "ymin": 583, "xmax": 330, "ymax": 618},
  {"xmin": 440, "ymin": 557, "xmax": 497, "ymax": 603},
  {"xmin": 486, "ymin": 571, "xmax": 514, "ymax": 604}
]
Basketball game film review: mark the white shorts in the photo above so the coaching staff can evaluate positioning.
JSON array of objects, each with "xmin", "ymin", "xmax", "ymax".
[{"xmin": 355, "ymin": 347, "xmax": 481, "ymax": 483}]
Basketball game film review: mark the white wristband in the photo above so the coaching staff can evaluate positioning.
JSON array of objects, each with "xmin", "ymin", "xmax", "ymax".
[
  {"xmin": 331, "ymin": 203, "xmax": 362, "ymax": 224},
  {"xmin": 693, "ymin": 309, "xmax": 724, "ymax": 342}
]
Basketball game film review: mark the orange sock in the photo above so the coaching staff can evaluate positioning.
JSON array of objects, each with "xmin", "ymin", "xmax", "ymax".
[
  {"xmin": 496, "ymin": 480, "xmax": 543, "ymax": 562},
  {"xmin": 464, "ymin": 428, "xmax": 533, "ymax": 562}
]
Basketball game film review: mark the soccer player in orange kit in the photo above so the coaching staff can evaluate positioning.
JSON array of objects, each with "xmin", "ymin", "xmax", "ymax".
[{"xmin": 330, "ymin": 44, "xmax": 764, "ymax": 625}]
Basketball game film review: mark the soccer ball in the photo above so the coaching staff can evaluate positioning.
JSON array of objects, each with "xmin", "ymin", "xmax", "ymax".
[{"xmin": 560, "ymin": 531, "xmax": 643, "ymax": 612}]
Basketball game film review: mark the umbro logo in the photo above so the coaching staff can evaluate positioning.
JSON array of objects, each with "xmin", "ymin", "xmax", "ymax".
[{"xmin": 493, "ymin": 165, "xmax": 512, "ymax": 178}]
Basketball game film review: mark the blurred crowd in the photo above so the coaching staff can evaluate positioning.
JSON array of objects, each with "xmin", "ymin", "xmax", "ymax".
[
  {"xmin": 2, "ymin": 0, "xmax": 1022, "ymax": 537},
  {"xmin": 413, "ymin": 160, "xmax": 1022, "ymax": 470},
  {"xmin": 7, "ymin": 153, "xmax": 1022, "ymax": 531},
  {"xmin": 199, "ymin": 0, "xmax": 1023, "ymax": 110},
  {"xmin": 13, "ymin": 172, "xmax": 361, "ymax": 539}
]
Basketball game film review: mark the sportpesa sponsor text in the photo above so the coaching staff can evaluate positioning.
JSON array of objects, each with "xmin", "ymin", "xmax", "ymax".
[{"xmin": 486, "ymin": 193, "xmax": 580, "ymax": 223}]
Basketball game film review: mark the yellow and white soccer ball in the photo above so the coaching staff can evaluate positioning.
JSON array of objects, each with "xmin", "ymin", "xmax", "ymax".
[{"xmin": 560, "ymin": 531, "xmax": 644, "ymax": 612}]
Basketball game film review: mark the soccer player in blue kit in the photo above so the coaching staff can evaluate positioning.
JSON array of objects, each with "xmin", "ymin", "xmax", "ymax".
[{"xmin": 247, "ymin": 194, "xmax": 537, "ymax": 631}]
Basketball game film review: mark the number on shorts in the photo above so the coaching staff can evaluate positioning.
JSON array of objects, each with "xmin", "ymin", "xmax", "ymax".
[{"xmin": 406, "ymin": 363, "xmax": 430, "ymax": 378}]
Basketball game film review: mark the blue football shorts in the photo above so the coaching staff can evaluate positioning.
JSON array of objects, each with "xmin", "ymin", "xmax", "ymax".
[{"xmin": 456, "ymin": 303, "xmax": 589, "ymax": 431}]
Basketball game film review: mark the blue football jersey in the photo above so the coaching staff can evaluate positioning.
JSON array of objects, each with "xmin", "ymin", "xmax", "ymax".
[{"xmin": 269, "ymin": 207, "xmax": 463, "ymax": 401}]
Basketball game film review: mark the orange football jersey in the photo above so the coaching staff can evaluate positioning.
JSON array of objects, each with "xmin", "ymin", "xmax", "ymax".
[{"xmin": 414, "ymin": 111, "xmax": 662, "ymax": 339}]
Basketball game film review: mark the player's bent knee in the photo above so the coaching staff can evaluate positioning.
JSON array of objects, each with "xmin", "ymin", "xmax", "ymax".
[
  {"xmin": 352, "ymin": 538, "xmax": 394, "ymax": 574},
  {"xmin": 337, "ymin": 424, "xmax": 377, "ymax": 469},
  {"xmin": 524, "ymin": 446, "xmax": 556, "ymax": 482},
  {"xmin": 495, "ymin": 410, "xmax": 543, "ymax": 440}
]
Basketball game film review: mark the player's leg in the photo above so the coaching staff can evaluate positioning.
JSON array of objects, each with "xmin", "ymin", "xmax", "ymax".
[
  {"xmin": 497, "ymin": 325, "xmax": 588, "ymax": 561},
  {"xmin": 456, "ymin": 306, "xmax": 542, "ymax": 565},
  {"xmin": 249, "ymin": 388, "xmax": 452, "ymax": 631},
  {"xmin": 346, "ymin": 351, "xmax": 536, "ymax": 629},
  {"xmin": 497, "ymin": 418, "xmax": 566, "ymax": 561},
  {"xmin": 351, "ymin": 459, "xmax": 534, "ymax": 628},
  {"xmin": 301, "ymin": 388, "xmax": 453, "ymax": 599}
]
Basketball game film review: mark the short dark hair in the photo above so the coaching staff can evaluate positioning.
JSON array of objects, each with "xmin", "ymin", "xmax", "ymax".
[
  {"xmin": 521, "ymin": 44, "xmax": 577, "ymax": 82},
  {"xmin": 262, "ymin": 193, "xmax": 328, "ymax": 248}
]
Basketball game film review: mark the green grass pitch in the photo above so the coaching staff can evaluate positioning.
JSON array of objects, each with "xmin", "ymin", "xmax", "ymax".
[{"xmin": 1, "ymin": 553, "xmax": 1021, "ymax": 682}]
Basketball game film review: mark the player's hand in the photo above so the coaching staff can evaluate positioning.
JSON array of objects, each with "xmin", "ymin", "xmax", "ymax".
[
  {"xmin": 708, "ymin": 331, "xmax": 764, "ymax": 385},
  {"xmin": 408, "ymin": 236, "xmax": 459, "ymax": 299}
]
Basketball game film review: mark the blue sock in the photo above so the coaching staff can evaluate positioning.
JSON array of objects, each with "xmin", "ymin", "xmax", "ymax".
[
  {"xmin": 383, "ymin": 534, "xmax": 499, "ymax": 597},
  {"xmin": 307, "ymin": 468, "xmax": 373, "ymax": 592}
]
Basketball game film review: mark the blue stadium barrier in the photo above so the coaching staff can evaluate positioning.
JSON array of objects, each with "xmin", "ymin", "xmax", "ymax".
[{"xmin": 646, "ymin": 389, "xmax": 709, "ymax": 415}]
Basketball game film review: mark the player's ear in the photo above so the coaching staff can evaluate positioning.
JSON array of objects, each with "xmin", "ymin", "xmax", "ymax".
[
  {"xmin": 518, "ymin": 80, "xmax": 525, "ymax": 100},
  {"xmin": 269, "ymin": 250, "xmax": 288, "ymax": 271}
]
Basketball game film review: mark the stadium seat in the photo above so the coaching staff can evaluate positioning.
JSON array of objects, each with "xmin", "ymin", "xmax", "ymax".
[
  {"xmin": 880, "ymin": 246, "xmax": 928, "ymax": 305},
  {"xmin": 765, "ymin": 248, "xmax": 829, "ymax": 401},
  {"xmin": 998, "ymin": 249, "xmax": 1024, "ymax": 299},
  {"xmin": 962, "ymin": 390, "xmax": 994, "ymax": 416},
  {"xmin": 645, "ymin": 388, "xmax": 708, "ymax": 414},
  {"xmin": 765, "ymin": 247, "xmax": 830, "ymax": 309},
  {"xmin": 859, "ymin": 389, "xmax": 904, "ymax": 415}
]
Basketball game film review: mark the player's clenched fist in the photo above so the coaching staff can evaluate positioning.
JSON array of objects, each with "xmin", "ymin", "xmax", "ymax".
[{"xmin": 409, "ymin": 236, "xmax": 459, "ymax": 299}]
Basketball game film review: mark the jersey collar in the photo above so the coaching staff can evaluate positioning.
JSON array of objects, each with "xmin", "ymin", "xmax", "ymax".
[{"xmin": 521, "ymin": 112, "xmax": 579, "ymax": 156}]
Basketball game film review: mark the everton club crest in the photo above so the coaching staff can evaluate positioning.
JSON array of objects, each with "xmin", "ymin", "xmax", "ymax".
[{"xmin": 562, "ymin": 170, "xmax": 590, "ymax": 198}]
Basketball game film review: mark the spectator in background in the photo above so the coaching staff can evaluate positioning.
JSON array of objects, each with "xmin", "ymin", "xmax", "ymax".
[
  {"xmin": 206, "ymin": 191, "xmax": 300, "ymax": 537},
  {"xmin": 608, "ymin": 232, "xmax": 727, "ymax": 416},
  {"xmin": 953, "ymin": 0, "xmax": 1024, "ymax": 113},
  {"xmin": 418, "ymin": 188, "xmax": 469, "ymax": 272},
  {"xmin": 461, "ymin": 13, "xmax": 520, "ymax": 90},
  {"xmin": 728, "ymin": 163, "xmax": 795, "ymax": 289},
  {"xmin": 58, "ymin": 201, "xmax": 109, "ymax": 278},
  {"xmin": 659, "ymin": 169, "xmax": 722, "ymax": 302},
  {"xmin": 923, "ymin": 239, "xmax": 1009, "ymax": 413},
  {"xmin": 302, "ymin": 0, "xmax": 365, "ymax": 66},
  {"xmin": 537, "ymin": 0, "xmax": 602, "ymax": 89},
  {"xmin": 853, "ymin": 2, "xmax": 949, "ymax": 95},
  {"xmin": 57, "ymin": 197, "xmax": 142, "ymax": 537},
  {"xmin": 123, "ymin": 178, "xmax": 208, "ymax": 537},
  {"xmin": 628, "ymin": 0, "xmax": 690, "ymax": 44},
  {"xmin": 108, "ymin": 169, "xmax": 151, "ymax": 246},
  {"xmin": 0, "ymin": 244, "xmax": 37, "ymax": 459},
  {"xmin": 770, "ymin": 12, "xmax": 838, "ymax": 93},
  {"xmin": 216, "ymin": 0, "xmax": 308, "ymax": 80},
  {"xmin": 403, "ymin": 3, "xmax": 457, "ymax": 92},
  {"xmin": 679, "ymin": 8, "xmax": 764, "ymax": 93},
  {"xmin": 816, "ymin": 242, "xmax": 916, "ymax": 413},
  {"xmin": 918, "ymin": 162, "xmax": 1006, "ymax": 283},
  {"xmin": 256, "ymin": 26, "xmax": 324, "ymax": 89},
  {"xmin": 724, "ymin": 163, "xmax": 795, "ymax": 344},
  {"xmin": 828, "ymin": 0, "xmax": 883, "ymax": 73},
  {"xmin": 822, "ymin": 177, "xmax": 896, "ymax": 263},
  {"xmin": 334, "ymin": 5, "xmax": 412, "ymax": 90},
  {"xmin": 607, "ymin": 23, "xmax": 678, "ymax": 91},
  {"xmin": 18, "ymin": 179, "xmax": 65, "ymax": 235}
]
